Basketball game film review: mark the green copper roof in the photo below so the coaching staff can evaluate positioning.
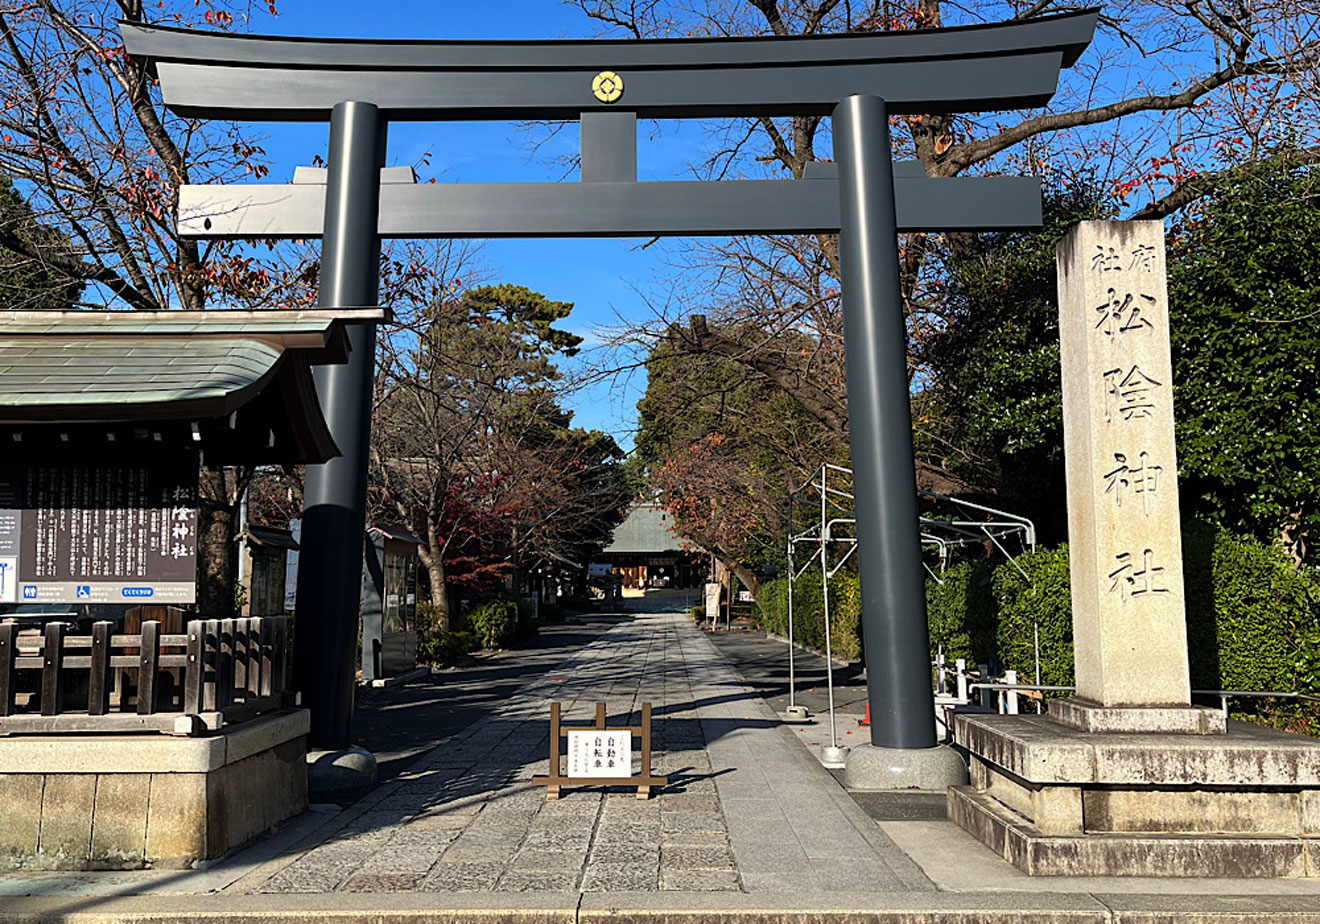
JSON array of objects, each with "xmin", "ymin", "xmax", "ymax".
[
  {"xmin": 604, "ymin": 504, "xmax": 683, "ymax": 555},
  {"xmin": 0, "ymin": 339, "xmax": 281, "ymax": 415},
  {"xmin": 0, "ymin": 308, "xmax": 385, "ymax": 463}
]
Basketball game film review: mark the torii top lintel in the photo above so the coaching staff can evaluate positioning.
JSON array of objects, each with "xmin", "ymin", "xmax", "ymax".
[{"xmin": 121, "ymin": 10, "xmax": 1097, "ymax": 122}]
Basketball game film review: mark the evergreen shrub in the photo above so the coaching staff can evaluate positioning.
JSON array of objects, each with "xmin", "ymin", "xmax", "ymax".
[
  {"xmin": 921, "ymin": 526, "xmax": 1320, "ymax": 725},
  {"xmin": 468, "ymin": 597, "xmax": 518, "ymax": 650},
  {"xmin": 925, "ymin": 560, "xmax": 997, "ymax": 664},
  {"xmin": 756, "ymin": 571, "xmax": 862, "ymax": 661},
  {"xmin": 990, "ymin": 544, "xmax": 1074, "ymax": 689},
  {"xmin": 1182, "ymin": 523, "xmax": 1320, "ymax": 694}
]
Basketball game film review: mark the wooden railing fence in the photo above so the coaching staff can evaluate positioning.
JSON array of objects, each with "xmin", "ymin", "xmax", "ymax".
[{"xmin": 0, "ymin": 617, "xmax": 293, "ymax": 736}]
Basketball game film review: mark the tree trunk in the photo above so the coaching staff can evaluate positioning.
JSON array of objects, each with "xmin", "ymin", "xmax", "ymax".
[
  {"xmin": 197, "ymin": 466, "xmax": 238, "ymax": 618},
  {"xmin": 730, "ymin": 562, "xmax": 760, "ymax": 602},
  {"xmin": 423, "ymin": 552, "xmax": 451, "ymax": 634}
]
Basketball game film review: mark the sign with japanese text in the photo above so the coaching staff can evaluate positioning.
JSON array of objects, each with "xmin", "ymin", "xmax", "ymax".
[
  {"xmin": 1057, "ymin": 221, "xmax": 1190, "ymax": 707},
  {"xmin": 0, "ymin": 456, "xmax": 198, "ymax": 604},
  {"xmin": 567, "ymin": 729, "xmax": 632, "ymax": 778}
]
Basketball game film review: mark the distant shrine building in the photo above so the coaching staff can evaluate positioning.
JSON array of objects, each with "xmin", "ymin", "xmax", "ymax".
[{"xmin": 592, "ymin": 504, "xmax": 706, "ymax": 593}]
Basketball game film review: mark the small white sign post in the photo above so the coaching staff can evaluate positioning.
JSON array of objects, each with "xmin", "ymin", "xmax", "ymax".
[{"xmin": 704, "ymin": 582, "xmax": 722, "ymax": 627}]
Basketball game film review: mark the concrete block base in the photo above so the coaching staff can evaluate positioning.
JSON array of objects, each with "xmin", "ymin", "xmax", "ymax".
[
  {"xmin": 0, "ymin": 709, "xmax": 309, "ymax": 871},
  {"xmin": 842, "ymin": 743, "xmax": 968, "ymax": 791},
  {"xmin": 948, "ymin": 784, "xmax": 1316, "ymax": 877},
  {"xmin": 951, "ymin": 713, "xmax": 1320, "ymax": 877},
  {"xmin": 1048, "ymin": 697, "xmax": 1226, "ymax": 735}
]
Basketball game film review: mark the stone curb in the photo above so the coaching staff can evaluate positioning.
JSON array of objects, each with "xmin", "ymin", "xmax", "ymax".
[{"xmin": 4, "ymin": 890, "xmax": 1320, "ymax": 923}]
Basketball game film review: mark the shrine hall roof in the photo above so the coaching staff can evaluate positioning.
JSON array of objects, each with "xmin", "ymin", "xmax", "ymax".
[
  {"xmin": 603, "ymin": 504, "xmax": 684, "ymax": 555},
  {"xmin": 0, "ymin": 308, "xmax": 384, "ymax": 464}
]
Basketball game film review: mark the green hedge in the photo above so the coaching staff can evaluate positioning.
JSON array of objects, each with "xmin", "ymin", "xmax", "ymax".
[
  {"xmin": 925, "ymin": 560, "xmax": 996, "ymax": 665},
  {"xmin": 990, "ymin": 544, "xmax": 1075, "ymax": 689},
  {"xmin": 1183, "ymin": 523, "xmax": 1320, "ymax": 694},
  {"xmin": 756, "ymin": 571, "xmax": 862, "ymax": 661},
  {"xmin": 924, "ymin": 525, "xmax": 1320, "ymax": 711}
]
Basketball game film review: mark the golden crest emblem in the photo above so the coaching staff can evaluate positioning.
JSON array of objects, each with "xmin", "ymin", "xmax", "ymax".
[{"xmin": 591, "ymin": 71, "xmax": 624, "ymax": 103}]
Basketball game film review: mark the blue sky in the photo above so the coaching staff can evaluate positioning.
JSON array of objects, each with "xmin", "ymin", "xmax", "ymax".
[{"xmin": 247, "ymin": 1, "xmax": 706, "ymax": 450}]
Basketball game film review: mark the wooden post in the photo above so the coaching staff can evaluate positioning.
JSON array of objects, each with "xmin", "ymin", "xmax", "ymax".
[
  {"xmin": 595, "ymin": 702, "xmax": 606, "ymax": 729},
  {"xmin": 0, "ymin": 621, "xmax": 17, "ymax": 718},
  {"xmin": 202, "ymin": 619, "xmax": 219, "ymax": 711},
  {"xmin": 233, "ymin": 619, "xmax": 248, "ymax": 697},
  {"xmin": 41, "ymin": 622, "xmax": 65, "ymax": 716},
  {"xmin": 0, "ymin": 621, "xmax": 16, "ymax": 717},
  {"xmin": 271, "ymin": 617, "xmax": 287, "ymax": 697},
  {"xmin": 137, "ymin": 620, "xmax": 161, "ymax": 715},
  {"xmin": 638, "ymin": 702, "xmax": 654, "ymax": 801},
  {"xmin": 88, "ymin": 621, "xmax": 112, "ymax": 716},
  {"xmin": 184, "ymin": 620, "xmax": 204, "ymax": 715},
  {"xmin": 547, "ymin": 701, "xmax": 562, "ymax": 800},
  {"xmin": 259, "ymin": 617, "xmax": 275, "ymax": 697},
  {"xmin": 217, "ymin": 618, "xmax": 235, "ymax": 708},
  {"xmin": 247, "ymin": 617, "xmax": 263, "ymax": 699}
]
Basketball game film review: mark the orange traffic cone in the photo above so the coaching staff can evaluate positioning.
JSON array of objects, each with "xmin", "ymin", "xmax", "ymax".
[{"xmin": 859, "ymin": 701, "xmax": 871, "ymax": 727}]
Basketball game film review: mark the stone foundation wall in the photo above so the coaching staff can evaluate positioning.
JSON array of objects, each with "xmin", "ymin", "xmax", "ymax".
[
  {"xmin": 952, "ymin": 714, "xmax": 1320, "ymax": 877},
  {"xmin": 0, "ymin": 708, "xmax": 308, "ymax": 870}
]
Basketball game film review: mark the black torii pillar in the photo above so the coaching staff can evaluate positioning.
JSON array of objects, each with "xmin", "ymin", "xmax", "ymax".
[
  {"xmin": 834, "ymin": 95, "xmax": 941, "ymax": 755},
  {"xmin": 293, "ymin": 101, "xmax": 386, "ymax": 752}
]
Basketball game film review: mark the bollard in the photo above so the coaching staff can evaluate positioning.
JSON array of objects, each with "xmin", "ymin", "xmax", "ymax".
[{"xmin": 978, "ymin": 663, "xmax": 994, "ymax": 710}]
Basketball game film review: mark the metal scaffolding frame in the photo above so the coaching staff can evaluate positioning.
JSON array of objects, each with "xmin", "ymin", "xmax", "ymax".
[{"xmin": 783, "ymin": 463, "xmax": 1036, "ymax": 757}]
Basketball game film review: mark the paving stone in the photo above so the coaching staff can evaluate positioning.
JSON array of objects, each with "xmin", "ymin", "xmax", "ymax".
[
  {"xmin": 418, "ymin": 861, "xmax": 504, "ymax": 892},
  {"xmin": 496, "ymin": 869, "xmax": 579, "ymax": 892},
  {"xmin": 593, "ymin": 823, "xmax": 661, "ymax": 845},
  {"xmin": 508, "ymin": 848, "xmax": 588, "ymax": 872},
  {"xmin": 661, "ymin": 824, "xmax": 730, "ymax": 842},
  {"xmin": 660, "ymin": 811, "xmax": 725, "ymax": 834},
  {"xmin": 580, "ymin": 861, "xmax": 659, "ymax": 892},
  {"xmin": 340, "ymin": 872, "xmax": 425, "ymax": 892},
  {"xmin": 660, "ymin": 793, "xmax": 721, "ymax": 813},
  {"xmin": 521, "ymin": 827, "xmax": 594, "ymax": 850},
  {"xmin": 589, "ymin": 841, "xmax": 660, "ymax": 865},
  {"xmin": 450, "ymin": 824, "xmax": 526, "ymax": 847},
  {"xmin": 440, "ymin": 844, "xmax": 516, "ymax": 864},
  {"xmin": 659, "ymin": 868, "xmax": 742, "ymax": 891},
  {"xmin": 662, "ymin": 844, "xmax": 737, "ymax": 871},
  {"xmin": 403, "ymin": 813, "xmax": 471, "ymax": 831},
  {"xmin": 358, "ymin": 845, "xmax": 445, "ymax": 875},
  {"xmin": 390, "ymin": 827, "xmax": 463, "ymax": 850},
  {"xmin": 259, "ymin": 861, "xmax": 359, "ymax": 893}
]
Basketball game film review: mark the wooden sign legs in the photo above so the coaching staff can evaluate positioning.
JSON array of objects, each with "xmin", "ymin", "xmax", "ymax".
[{"xmin": 533, "ymin": 701, "xmax": 668, "ymax": 800}]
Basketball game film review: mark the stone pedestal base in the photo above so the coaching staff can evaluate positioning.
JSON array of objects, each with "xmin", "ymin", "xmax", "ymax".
[
  {"xmin": 843, "ymin": 743, "xmax": 968, "ymax": 791},
  {"xmin": 0, "ymin": 709, "xmax": 309, "ymax": 870},
  {"xmin": 950, "ymin": 713, "xmax": 1320, "ymax": 877},
  {"xmin": 307, "ymin": 745, "xmax": 378, "ymax": 793},
  {"xmin": 1049, "ymin": 697, "xmax": 1226, "ymax": 734}
]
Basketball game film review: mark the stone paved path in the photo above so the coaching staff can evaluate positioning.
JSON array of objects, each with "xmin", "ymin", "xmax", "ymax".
[{"xmin": 247, "ymin": 612, "xmax": 927, "ymax": 894}]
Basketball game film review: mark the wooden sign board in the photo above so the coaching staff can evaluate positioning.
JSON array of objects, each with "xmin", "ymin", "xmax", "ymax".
[
  {"xmin": 568, "ymin": 729, "xmax": 631, "ymax": 777},
  {"xmin": 533, "ymin": 702, "xmax": 668, "ymax": 800}
]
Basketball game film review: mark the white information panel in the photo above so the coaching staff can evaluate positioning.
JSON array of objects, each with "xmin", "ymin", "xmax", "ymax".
[{"xmin": 567, "ymin": 729, "xmax": 632, "ymax": 778}]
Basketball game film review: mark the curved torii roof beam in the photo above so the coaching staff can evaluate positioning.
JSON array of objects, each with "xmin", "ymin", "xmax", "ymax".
[{"xmin": 121, "ymin": 9, "xmax": 1098, "ymax": 121}]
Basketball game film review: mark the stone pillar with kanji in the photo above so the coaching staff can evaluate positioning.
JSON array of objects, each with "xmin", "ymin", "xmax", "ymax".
[{"xmin": 1051, "ymin": 220, "xmax": 1222, "ymax": 734}]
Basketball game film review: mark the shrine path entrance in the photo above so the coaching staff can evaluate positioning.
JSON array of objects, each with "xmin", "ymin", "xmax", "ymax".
[{"xmin": 247, "ymin": 611, "xmax": 926, "ymax": 894}]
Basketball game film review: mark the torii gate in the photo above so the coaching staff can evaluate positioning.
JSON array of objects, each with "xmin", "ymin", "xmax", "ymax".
[{"xmin": 122, "ymin": 10, "xmax": 1097, "ymax": 780}]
